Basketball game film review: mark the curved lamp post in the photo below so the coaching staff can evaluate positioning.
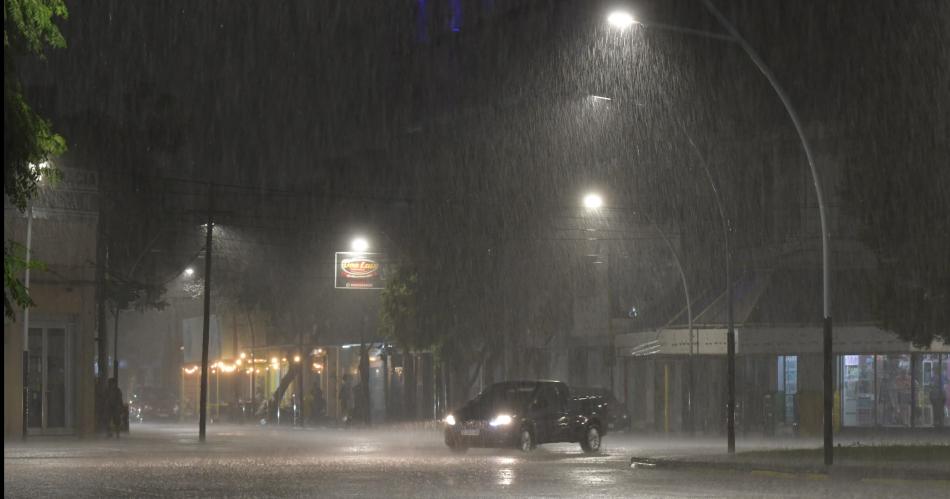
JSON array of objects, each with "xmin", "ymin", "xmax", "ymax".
[
  {"xmin": 582, "ymin": 193, "xmax": 694, "ymax": 426},
  {"xmin": 608, "ymin": 3, "xmax": 832, "ymax": 462}
]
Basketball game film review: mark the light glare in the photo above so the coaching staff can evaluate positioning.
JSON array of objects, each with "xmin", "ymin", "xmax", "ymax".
[
  {"xmin": 351, "ymin": 237, "xmax": 370, "ymax": 252},
  {"xmin": 607, "ymin": 11, "xmax": 636, "ymax": 29},
  {"xmin": 490, "ymin": 414, "xmax": 513, "ymax": 427},
  {"xmin": 583, "ymin": 193, "xmax": 604, "ymax": 209}
]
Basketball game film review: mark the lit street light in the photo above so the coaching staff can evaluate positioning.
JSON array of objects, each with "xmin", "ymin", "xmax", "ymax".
[
  {"xmin": 607, "ymin": 11, "xmax": 637, "ymax": 30},
  {"xmin": 21, "ymin": 161, "xmax": 49, "ymax": 439},
  {"xmin": 583, "ymin": 193, "xmax": 694, "ymax": 424},
  {"xmin": 607, "ymin": 3, "xmax": 833, "ymax": 462},
  {"xmin": 582, "ymin": 193, "xmax": 604, "ymax": 209},
  {"xmin": 351, "ymin": 237, "xmax": 370, "ymax": 252},
  {"xmin": 184, "ymin": 267, "xmax": 195, "ymax": 277}
]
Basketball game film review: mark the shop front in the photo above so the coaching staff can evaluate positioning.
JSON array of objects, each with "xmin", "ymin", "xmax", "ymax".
[{"xmin": 617, "ymin": 326, "xmax": 950, "ymax": 435}]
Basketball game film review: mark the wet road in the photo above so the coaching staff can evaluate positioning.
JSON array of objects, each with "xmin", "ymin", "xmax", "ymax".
[{"xmin": 4, "ymin": 424, "xmax": 946, "ymax": 497}]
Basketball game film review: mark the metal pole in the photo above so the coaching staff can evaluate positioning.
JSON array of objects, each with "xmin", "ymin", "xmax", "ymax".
[
  {"xmin": 198, "ymin": 184, "xmax": 214, "ymax": 442},
  {"xmin": 655, "ymin": 87, "xmax": 734, "ymax": 442},
  {"xmin": 638, "ymin": 210, "xmax": 693, "ymax": 434},
  {"xmin": 113, "ymin": 310, "xmax": 120, "ymax": 382},
  {"xmin": 22, "ymin": 202, "xmax": 34, "ymax": 439},
  {"xmin": 699, "ymin": 0, "xmax": 833, "ymax": 465},
  {"xmin": 298, "ymin": 328, "xmax": 305, "ymax": 427}
]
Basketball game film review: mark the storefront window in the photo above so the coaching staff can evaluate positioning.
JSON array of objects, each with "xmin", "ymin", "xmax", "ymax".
[
  {"xmin": 841, "ymin": 355, "xmax": 875, "ymax": 427},
  {"xmin": 917, "ymin": 354, "xmax": 948, "ymax": 428},
  {"xmin": 776, "ymin": 356, "xmax": 797, "ymax": 424},
  {"xmin": 877, "ymin": 354, "xmax": 911, "ymax": 427}
]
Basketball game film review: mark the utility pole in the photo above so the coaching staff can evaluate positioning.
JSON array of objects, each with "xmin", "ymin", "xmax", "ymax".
[
  {"xmin": 232, "ymin": 311, "xmax": 239, "ymax": 423},
  {"xmin": 297, "ymin": 326, "xmax": 305, "ymax": 427},
  {"xmin": 113, "ymin": 311, "xmax": 120, "ymax": 382},
  {"xmin": 22, "ymin": 202, "xmax": 34, "ymax": 439},
  {"xmin": 198, "ymin": 183, "xmax": 214, "ymax": 442}
]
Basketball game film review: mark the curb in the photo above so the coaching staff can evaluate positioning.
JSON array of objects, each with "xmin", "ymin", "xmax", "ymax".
[{"xmin": 627, "ymin": 456, "xmax": 950, "ymax": 482}]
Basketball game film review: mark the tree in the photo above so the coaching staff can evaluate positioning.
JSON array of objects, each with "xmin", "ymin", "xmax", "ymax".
[
  {"xmin": 378, "ymin": 264, "xmax": 421, "ymax": 351},
  {"xmin": 840, "ymin": 162, "xmax": 950, "ymax": 347},
  {"xmin": 3, "ymin": 0, "xmax": 67, "ymax": 318}
]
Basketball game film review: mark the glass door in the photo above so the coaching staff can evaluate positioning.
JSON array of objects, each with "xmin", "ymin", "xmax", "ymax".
[{"xmin": 26, "ymin": 326, "xmax": 70, "ymax": 431}]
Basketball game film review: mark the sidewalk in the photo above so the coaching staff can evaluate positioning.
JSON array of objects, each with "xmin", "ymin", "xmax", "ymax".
[{"xmin": 629, "ymin": 443, "xmax": 950, "ymax": 481}]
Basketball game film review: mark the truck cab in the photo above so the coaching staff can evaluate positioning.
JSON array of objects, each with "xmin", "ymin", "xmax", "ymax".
[{"xmin": 443, "ymin": 380, "xmax": 607, "ymax": 453}]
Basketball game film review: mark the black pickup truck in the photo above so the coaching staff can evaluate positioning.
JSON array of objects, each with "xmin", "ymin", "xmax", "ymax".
[{"xmin": 443, "ymin": 380, "xmax": 608, "ymax": 453}]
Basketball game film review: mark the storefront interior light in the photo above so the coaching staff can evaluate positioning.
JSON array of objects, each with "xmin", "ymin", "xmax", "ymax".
[{"xmin": 293, "ymin": 355, "xmax": 301, "ymax": 363}]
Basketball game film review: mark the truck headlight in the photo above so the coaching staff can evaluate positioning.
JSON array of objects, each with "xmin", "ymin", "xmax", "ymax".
[
  {"xmin": 444, "ymin": 414, "xmax": 456, "ymax": 426},
  {"xmin": 489, "ymin": 414, "xmax": 512, "ymax": 427}
]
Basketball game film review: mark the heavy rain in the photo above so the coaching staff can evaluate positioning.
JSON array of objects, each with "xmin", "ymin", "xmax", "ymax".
[{"xmin": 4, "ymin": 0, "xmax": 949, "ymax": 497}]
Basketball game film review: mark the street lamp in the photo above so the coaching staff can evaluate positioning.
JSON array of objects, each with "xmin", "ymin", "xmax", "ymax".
[
  {"xmin": 582, "ymin": 193, "xmax": 604, "ymax": 209},
  {"xmin": 351, "ymin": 237, "xmax": 370, "ymax": 253},
  {"xmin": 607, "ymin": 4, "xmax": 833, "ymax": 462},
  {"xmin": 607, "ymin": 11, "xmax": 637, "ymax": 30},
  {"xmin": 184, "ymin": 267, "xmax": 195, "ymax": 277},
  {"xmin": 581, "ymin": 193, "xmax": 694, "ymax": 422}
]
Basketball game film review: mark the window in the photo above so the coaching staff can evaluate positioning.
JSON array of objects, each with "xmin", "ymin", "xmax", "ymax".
[
  {"xmin": 841, "ymin": 355, "xmax": 875, "ymax": 427},
  {"xmin": 877, "ymin": 354, "xmax": 911, "ymax": 427}
]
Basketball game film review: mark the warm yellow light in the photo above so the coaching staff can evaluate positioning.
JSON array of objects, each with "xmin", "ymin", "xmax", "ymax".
[
  {"xmin": 236, "ymin": 358, "xmax": 242, "ymax": 366},
  {"xmin": 271, "ymin": 357, "xmax": 278, "ymax": 364},
  {"xmin": 293, "ymin": 355, "xmax": 301, "ymax": 363},
  {"xmin": 281, "ymin": 357, "xmax": 288, "ymax": 363},
  {"xmin": 239, "ymin": 352, "xmax": 247, "ymax": 359}
]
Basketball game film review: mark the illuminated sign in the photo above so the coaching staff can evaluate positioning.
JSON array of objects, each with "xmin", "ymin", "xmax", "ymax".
[{"xmin": 334, "ymin": 252, "xmax": 385, "ymax": 289}]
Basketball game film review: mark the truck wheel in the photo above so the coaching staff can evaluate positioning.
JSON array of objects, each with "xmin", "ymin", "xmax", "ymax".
[
  {"xmin": 580, "ymin": 426, "xmax": 601, "ymax": 454},
  {"xmin": 518, "ymin": 428, "xmax": 535, "ymax": 452}
]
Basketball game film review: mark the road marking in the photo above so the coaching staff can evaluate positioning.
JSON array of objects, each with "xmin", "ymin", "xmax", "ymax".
[
  {"xmin": 750, "ymin": 470, "xmax": 828, "ymax": 480},
  {"xmin": 101, "ymin": 486, "xmax": 163, "ymax": 497},
  {"xmin": 861, "ymin": 478, "xmax": 950, "ymax": 487}
]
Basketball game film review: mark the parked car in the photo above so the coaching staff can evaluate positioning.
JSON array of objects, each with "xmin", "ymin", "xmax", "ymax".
[
  {"xmin": 573, "ymin": 387, "xmax": 631, "ymax": 432},
  {"xmin": 443, "ymin": 380, "xmax": 608, "ymax": 453},
  {"xmin": 129, "ymin": 387, "xmax": 179, "ymax": 423}
]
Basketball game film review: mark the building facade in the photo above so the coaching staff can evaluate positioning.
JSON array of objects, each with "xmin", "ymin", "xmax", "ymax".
[{"xmin": 4, "ymin": 167, "xmax": 99, "ymax": 438}]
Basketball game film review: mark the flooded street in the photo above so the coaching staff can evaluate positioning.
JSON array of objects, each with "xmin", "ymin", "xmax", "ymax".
[{"xmin": 5, "ymin": 424, "xmax": 946, "ymax": 498}]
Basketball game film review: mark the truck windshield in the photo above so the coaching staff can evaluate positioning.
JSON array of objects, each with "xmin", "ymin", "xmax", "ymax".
[{"xmin": 469, "ymin": 383, "xmax": 538, "ymax": 413}]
